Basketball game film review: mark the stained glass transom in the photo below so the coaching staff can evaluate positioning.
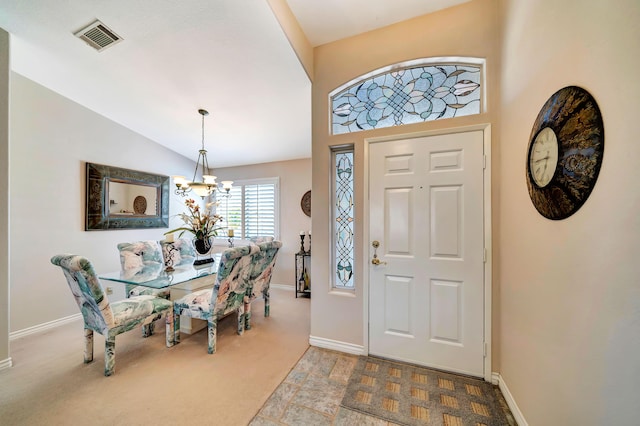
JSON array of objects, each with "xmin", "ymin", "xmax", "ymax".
[
  {"xmin": 334, "ymin": 150, "xmax": 354, "ymax": 288},
  {"xmin": 331, "ymin": 64, "xmax": 481, "ymax": 134}
]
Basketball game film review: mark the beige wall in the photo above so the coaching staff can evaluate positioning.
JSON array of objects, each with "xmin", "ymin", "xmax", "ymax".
[
  {"xmin": 8, "ymin": 73, "xmax": 196, "ymax": 332},
  {"xmin": 498, "ymin": 0, "xmax": 640, "ymax": 423},
  {"xmin": 213, "ymin": 158, "xmax": 312, "ymax": 287},
  {"xmin": 0, "ymin": 29, "xmax": 10, "ymax": 366},
  {"xmin": 311, "ymin": 0, "xmax": 500, "ymax": 349},
  {"xmin": 266, "ymin": 0, "xmax": 313, "ymax": 81}
]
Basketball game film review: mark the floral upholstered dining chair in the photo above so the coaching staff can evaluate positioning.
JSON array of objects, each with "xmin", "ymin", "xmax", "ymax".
[
  {"xmin": 244, "ymin": 240, "xmax": 282, "ymax": 330},
  {"xmin": 117, "ymin": 240, "xmax": 169, "ymax": 298},
  {"xmin": 168, "ymin": 244, "xmax": 259, "ymax": 354},
  {"xmin": 117, "ymin": 240, "xmax": 171, "ymax": 337},
  {"xmin": 248, "ymin": 236, "xmax": 275, "ymax": 244},
  {"xmin": 50, "ymin": 254, "xmax": 174, "ymax": 376}
]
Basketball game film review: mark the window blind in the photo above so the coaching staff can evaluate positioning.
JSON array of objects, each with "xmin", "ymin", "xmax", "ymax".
[
  {"xmin": 244, "ymin": 183, "xmax": 276, "ymax": 238},
  {"xmin": 216, "ymin": 181, "xmax": 277, "ymax": 239}
]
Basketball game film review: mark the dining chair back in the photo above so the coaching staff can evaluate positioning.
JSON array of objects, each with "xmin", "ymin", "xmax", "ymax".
[
  {"xmin": 248, "ymin": 236, "xmax": 275, "ymax": 244},
  {"xmin": 169, "ymin": 244, "xmax": 260, "ymax": 354},
  {"xmin": 117, "ymin": 240, "xmax": 169, "ymax": 299},
  {"xmin": 244, "ymin": 240, "xmax": 282, "ymax": 330},
  {"xmin": 50, "ymin": 254, "xmax": 173, "ymax": 376}
]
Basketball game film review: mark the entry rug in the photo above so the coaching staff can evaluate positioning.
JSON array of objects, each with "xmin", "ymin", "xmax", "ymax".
[{"xmin": 341, "ymin": 356, "xmax": 514, "ymax": 426}]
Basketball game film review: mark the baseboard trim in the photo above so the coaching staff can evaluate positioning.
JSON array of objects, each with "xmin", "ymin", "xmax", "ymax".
[
  {"xmin": 10, "ymin": 313, "xmax": 82, "ymax": 341},
  {"xmin": 492, "ymin": 372, "xmax": 528, "ymax": 426},
  {"xmin": 0, "ymin": 356, "xmax": 12, "ymax": 371},
  {"xmin": 9, "ymin": 285, "xmax": 294, "ymax": 340},
  {"xmin": 271, "ymin": 283, "xmax": 293, "ymax": 291},
  {"xmin": 309, "ymin": 335, "xmax": 365, "ymax": 355},
  {"xmin": 491, "ymin": 372, "xmax": 500, "ymax": 385}
]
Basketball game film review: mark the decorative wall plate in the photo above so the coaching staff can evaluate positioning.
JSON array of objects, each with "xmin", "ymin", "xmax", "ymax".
[
  {"xmin": 133, "ymin": 195, "xmax": 147, "ymax": 214},
  {"xmin": 526, "ymin": 86, "xmax": 604, "ymax": 220},
  {"xmin": 301, "ymin": 190, "xmax": 311, "ymax": 217}
]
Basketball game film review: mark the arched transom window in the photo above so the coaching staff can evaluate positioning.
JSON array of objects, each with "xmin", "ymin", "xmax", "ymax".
[{"xmin": 330, "ymin": 59, "xmax": 483, "ymax": 135}]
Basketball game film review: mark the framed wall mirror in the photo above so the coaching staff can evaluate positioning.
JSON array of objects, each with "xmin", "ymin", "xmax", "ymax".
[{"xmin": 86, "ymin": 162, "xmax": 169, "ymax": 230}]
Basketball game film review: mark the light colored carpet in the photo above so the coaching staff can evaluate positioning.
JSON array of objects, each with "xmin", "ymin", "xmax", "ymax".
[{"xmin": 0, "ymin": 288, "xmax": 310, "ymax": 426}]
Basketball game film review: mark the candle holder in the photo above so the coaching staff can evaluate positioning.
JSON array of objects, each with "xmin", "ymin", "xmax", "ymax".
[
  {"xmin": 306, "ymin": 234, "xmax": 311, "ymax": 255},
  {"xmin": 227, "ymin": 229, "xmax": 235, "ymax": 248},
  {"xmin": 298, "ymin": 234, "xmax": 306, "ymax": 254},
  {"xmin": 162, "ymin": 241, "xmax": 178, "ymax": 272}
]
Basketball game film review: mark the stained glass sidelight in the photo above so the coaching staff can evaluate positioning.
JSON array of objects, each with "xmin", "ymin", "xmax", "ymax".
[
  {"xmin": 334, "ymin": 150, "xmax": 354, "ymax": 288},
  {"xmin": 331, "ymin": 64, "xmax": 481, "ymax": 135}
]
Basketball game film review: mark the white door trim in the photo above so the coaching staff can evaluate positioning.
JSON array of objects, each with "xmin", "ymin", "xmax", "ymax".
[{"xmin": 363, "ymin": 123, "xmax": 492, "ymax": 382}]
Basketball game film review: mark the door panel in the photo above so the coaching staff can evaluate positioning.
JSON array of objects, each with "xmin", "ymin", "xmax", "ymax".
[
  {"xmin": 385, "ymin": 188, "xmax": 412, "ymax": 254},
  {"xmin": 369, "ymin": 131, "xmax": 484, "ymax": 377},
  {"xmin": 384, "ymin": 275, "xmax": 413, "ymax": 335},
  {"xmin": 431, "ymin": 185, "xmax": 462, "ymax": 257},
  {"xmin": 430, "ymin": 279, "xmax": 462, "ymax": 344}
]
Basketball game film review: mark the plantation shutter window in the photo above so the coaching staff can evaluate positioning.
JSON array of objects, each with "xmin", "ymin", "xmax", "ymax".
[{"xmin": 217, "ymin": 178, "xmax": 278, "ymax": 240}]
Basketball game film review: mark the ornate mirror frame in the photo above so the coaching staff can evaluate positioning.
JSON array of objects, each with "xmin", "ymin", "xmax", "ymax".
[{"xmin": 85, "ymin": 162, "xmax": 169, "ymax": 230}]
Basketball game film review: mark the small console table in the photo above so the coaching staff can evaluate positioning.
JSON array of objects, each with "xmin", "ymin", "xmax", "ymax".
[{"xmin": 295, "ymin": 252, "xmax": 311, "ymax": 298}]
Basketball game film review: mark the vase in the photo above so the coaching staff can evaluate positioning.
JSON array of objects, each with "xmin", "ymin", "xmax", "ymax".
[
  {"xmin": 192, "ymin": 237, "xmax": 214, "ymax": 266},
  {"xmin": 193, "ymin": 237, "xmax": 212, "ymax": 255}
]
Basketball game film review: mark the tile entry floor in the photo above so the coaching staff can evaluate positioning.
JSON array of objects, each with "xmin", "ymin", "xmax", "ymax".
[{"xmin": 250, "ymin": 346, "xmax": 516, "ymax": 425}]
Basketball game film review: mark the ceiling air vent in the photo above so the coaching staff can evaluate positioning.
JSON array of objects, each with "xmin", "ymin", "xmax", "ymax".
[{"xmin": 74, "ymin": 20, "xmax": 123, "ymax": 52}]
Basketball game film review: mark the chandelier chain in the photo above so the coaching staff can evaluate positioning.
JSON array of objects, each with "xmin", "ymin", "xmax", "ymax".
[{"xmin": 201, "ymin": 110, "xmax": 205, "ymax": 150}]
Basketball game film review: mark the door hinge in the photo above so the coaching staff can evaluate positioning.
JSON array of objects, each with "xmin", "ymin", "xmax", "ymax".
[
  {"xmin": 483, "ymin": 248, "xmax": 487, "ymax": 263},
  {"xmin": 483, "ymin": 155, "xmax": 487, "ymax": 169},
  {"xmin": 484, "ymin": 342, "xmax": 487, "ymax": 357}
]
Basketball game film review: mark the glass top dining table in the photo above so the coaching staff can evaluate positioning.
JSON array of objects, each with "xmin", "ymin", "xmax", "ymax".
[{"xmin": 99, "ymin": 254, "xmax": 221, "ymax": 289}]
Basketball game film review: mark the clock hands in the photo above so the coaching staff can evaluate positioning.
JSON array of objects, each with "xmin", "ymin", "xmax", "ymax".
[
  {"xmin": 534, "ymin": 163, "xmax": 548, "ymax": 179},
  {"xmin": 530, "ymin": 129, "xmax": 558, "ymax": 187}
]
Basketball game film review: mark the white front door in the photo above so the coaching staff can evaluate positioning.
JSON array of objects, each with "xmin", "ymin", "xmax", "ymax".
[{"xmin": 368, "ymin": 131, "xmax": 485, "ymax": 377}]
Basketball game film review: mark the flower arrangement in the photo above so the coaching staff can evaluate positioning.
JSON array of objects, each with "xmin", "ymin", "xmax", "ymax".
[{"xmin": 165, "ymin": 198, "xmax": 223, "ymax": 240}]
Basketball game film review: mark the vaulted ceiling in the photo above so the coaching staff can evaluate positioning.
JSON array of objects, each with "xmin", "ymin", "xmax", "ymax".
[{"xmin": 0, "ymin": 0, "xmax": 469, "ymax": 167}]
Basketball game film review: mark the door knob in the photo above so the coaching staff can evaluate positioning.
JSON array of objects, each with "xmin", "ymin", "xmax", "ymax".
[{"xmin": 371, "ymin": 240, "xmax": 386, "ymax": 265}]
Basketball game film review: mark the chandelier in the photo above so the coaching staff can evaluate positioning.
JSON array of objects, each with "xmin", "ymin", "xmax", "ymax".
[{"xmin": 173, "ymin": 109, "xmax": 233, "ymax": 198}]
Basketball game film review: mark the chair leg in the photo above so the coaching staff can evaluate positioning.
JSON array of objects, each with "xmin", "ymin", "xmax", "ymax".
[
  {"xmin": 104, "ymin": 336, "xmax": 115, "ymax": 376},
  {"xmin": 244, "ymin": 295, "xmax": 252, "ymax": 330},
  {"xmin": 264, "ymin": 289, "xmax": 270, "ymax": 317},
  {"xmin": 84, "ymin": 328, "xmax": 94, "ymax": 363},
  {"xmin": 165, "ymin": 310, "xmax": 174, "ymax": 347},
  {"xmin": 237, "ymin": 305, "xmax": 245, "ymax": 336},
  {"xmin": 207, "ymin": 317, "xmax": 218, "ymax": 354},
  {"xmin": 142, "ymin": 322, "xmax": 154, "ymax": 337},
  {"xmin": 173, "ymin": 310, "xmax": 181, "ymax": 345}
]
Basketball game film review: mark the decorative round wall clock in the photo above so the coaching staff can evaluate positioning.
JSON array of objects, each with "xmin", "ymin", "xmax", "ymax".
[
  {"xmin": 526, "ymin": 86, "xmax": 604, "ymax": 220},
  {"xmin": 301, "ymin": 190, "xmax": 311, "ymax": 217}
]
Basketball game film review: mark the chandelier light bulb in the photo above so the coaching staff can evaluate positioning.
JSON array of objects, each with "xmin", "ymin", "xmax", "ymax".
[
  {"xmin": 221, "ymin": 180, "xmax": 234, "ymax": 191},
  {"xmin": 192, "ymin": 185, "xmax": 211, "ymax": 198}
]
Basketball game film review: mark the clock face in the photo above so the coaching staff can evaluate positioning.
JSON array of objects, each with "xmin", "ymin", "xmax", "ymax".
[
  {"xmin": 529, "ymin": 127, "xmax": 558, "ymax": 187},
  {"xmin": 526, "ymin": 86, "xmax": 604, "ymax": 220}
]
